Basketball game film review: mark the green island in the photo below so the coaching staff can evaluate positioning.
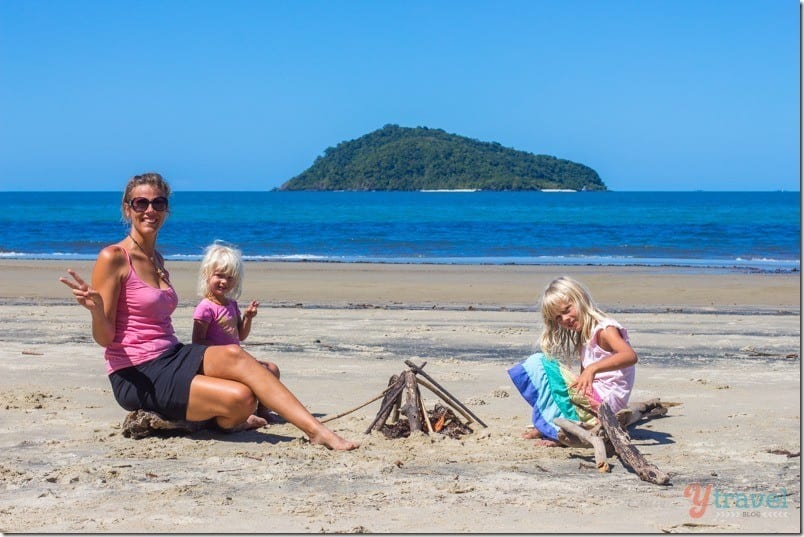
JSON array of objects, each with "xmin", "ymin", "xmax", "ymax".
[{"xmin": 278, "ymin": 124, "xmax": 606, "ymax": 191}]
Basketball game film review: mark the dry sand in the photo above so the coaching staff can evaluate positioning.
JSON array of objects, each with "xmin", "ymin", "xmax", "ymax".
[{"xmin": 0, "ymin": 260, "xmax": 800, "ymax": 533}]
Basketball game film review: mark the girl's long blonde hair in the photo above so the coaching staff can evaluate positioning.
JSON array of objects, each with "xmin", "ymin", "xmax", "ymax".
[
  {"xmin": 539, "ymin": 276, "xmax": 609, "ymax": 363},
  {"xmin": 197, "ymin": 241, "xmax": 244, "ymax": 300}
]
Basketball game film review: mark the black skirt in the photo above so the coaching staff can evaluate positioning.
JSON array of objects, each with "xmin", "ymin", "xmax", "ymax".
[{"xmin": 108, "ymin": 343, "xmax": 207, "ymax": 421}]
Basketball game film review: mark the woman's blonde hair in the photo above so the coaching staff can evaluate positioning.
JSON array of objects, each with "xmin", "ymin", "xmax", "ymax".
[
  {"xmin": 539, "ymin": 276, "xmax": 609, "ymax": 363},
  {"xmin": 197, "ymin": 241, "xmax": 244, "ymax": 300}
]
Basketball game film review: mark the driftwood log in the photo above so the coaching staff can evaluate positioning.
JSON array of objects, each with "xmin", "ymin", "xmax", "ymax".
[
  {"xmin": 554, "ymin": 400, "xmax": 672, "ymax": 485},
  {"xmin": 122, "ymin": 409, "xmax": 208, "ymax": 439},
  {"xmin": 399, "ymin": 370, "xmax": 423, "ymax": 433},
  {"xmin": 598, "ymin": 402, "xmax": 670, "ymax": 485},
  {"xmin": 553, "ymin": 418, "xmax": 611, "ymax": 473}
]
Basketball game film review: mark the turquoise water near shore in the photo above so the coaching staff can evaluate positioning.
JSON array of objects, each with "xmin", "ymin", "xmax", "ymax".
[{"xmin": 1, "ymin": 191, "xmax": 799, "ymax": 272}]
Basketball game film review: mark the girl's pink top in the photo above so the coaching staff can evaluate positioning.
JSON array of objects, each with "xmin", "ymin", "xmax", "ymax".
[
  {"xmin": 192, "ymin": 298, "xmax": 241, "ymax": 346},
  {"xmin": 582, "ymin": 318, "xmax": 636, "ymax": 413},
  {"xmin": 104, "ymin": 249, "xmax": 179, "ymax": 374}
]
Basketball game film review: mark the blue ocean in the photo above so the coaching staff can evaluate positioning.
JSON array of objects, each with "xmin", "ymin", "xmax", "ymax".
[{"xmin": 1, "ymin": 191, "xmax": 800, "ymax": 272}]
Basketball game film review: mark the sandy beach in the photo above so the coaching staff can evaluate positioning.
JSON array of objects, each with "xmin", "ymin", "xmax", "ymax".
[{"xmin": 0, "ymin": 259, "xmax": 799, "ymax": 533}]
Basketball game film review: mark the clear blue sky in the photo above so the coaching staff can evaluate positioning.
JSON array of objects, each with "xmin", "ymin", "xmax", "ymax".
[{"xmin": 0, "ymin": 0, "xmax": 799, "ymax": 191}]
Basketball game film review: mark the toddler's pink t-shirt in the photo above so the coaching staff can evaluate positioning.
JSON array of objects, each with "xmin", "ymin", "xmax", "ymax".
[{"xmin": 193, "ymin": 298, "xmax": 241, "ymax": 345}]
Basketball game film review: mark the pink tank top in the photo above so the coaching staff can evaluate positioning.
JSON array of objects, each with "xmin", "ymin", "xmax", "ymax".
[
  {"xmin": 104, "ymin": 248, "xmax": 179, "ymax": 374},
  {"xmin": 581, "ymin": 318, "xmax": 635, "ymax": 413}
]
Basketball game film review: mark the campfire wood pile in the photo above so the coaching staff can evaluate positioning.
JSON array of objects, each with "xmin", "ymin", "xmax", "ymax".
[
  {"xmin": 368, "ymin": 360, "xmax": 487, "ymax": 439},
  {"xmin": 323, "ymin": 360, "xmax": 486, "ymax": 439},
  {"xmin": 381, "ymin": 404, "xmax": 473, "ymax": 439}
]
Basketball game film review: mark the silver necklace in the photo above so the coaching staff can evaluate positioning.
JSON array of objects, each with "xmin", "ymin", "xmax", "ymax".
[{"xmin": 128, "ymin": 235, "xmax": 170, "ymax": 284}]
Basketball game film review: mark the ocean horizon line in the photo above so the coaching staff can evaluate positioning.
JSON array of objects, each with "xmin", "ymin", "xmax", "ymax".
[{"xmin": 0, "ymin": 189, "xmax": 800, "ymax": 193}]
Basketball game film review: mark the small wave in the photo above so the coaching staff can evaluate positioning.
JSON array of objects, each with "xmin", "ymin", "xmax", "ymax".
[
  {"xmin": 1, "ymin": 251, "xmax": 799, "ymax": 273},
  {"xmin": 246, "ymin": 254, "xmax": 333, "ymax": 261},
  {"xmin": 0, "ymin": 252, "xmax": 96, "ymax": 260}
]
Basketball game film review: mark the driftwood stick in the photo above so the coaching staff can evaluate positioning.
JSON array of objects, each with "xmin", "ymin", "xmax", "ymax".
[
  {"xmin": 601, "ymin": 399, "xmax": 673, "ymax": 430},
  {"xmin": 321, "ymin": 385, "xmax": 393, "ymax": 424},
  {"xmin": 400, "ymin": 371, "xmax": 423, "ymax": 433},
  {"xmin": 553, "ymin": 419, "xmax": 592, "ymax": 447},
  {"xmin": 404, "ymin": 359, "xmax": 487, "ymax": 428},
  {"xmin": 629, "ymin": 398, "xmax": 659, "ymax": 413},
  {"xmin": 556, "ymin": 428, "xmax": 592, "ymax": 449},
  {"xmin": 364, "ymin": 375, "xmax": 406, "ymax": 434},
  {"xmin": 386, "ymin": 373, "xmax": 403, "ymax": 425},
  {"xmin": 389, "ymin": 389, "xmax": 402, "ymax": 424},
  {"xmin": 616, "ymin": 398, "xmax": 667, "ymax": 428},
  {"xmin": 418, "ymin": 387, "xmax": 435, "ymax": 434},
  {"xmin": 555, "ymin": 418, "xmax": 610, "ymax": 472},
  {"xmin": 598, "ymin": 402, "xmax": 670, "ymax": 485},
  {"xmin": 368, "ymin": 382, "xmax": 405, "ymax": 433},
  {"xmin": 415, "ymin": 377, "xmax": 475, "ymax": 426}
]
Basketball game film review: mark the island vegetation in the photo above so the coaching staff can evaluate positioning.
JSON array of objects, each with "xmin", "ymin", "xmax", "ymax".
[{"xmin": 278, "ymin": 124, "xmax": 606, "ymax": 191}]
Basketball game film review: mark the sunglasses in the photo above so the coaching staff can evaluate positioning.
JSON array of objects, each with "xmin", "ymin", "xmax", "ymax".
[{"xmin": 128, "ymin": 196, "xmax": 169, "ymax": 213}]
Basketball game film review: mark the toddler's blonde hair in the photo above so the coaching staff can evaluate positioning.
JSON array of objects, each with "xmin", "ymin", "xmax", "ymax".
[
  {"xmin": 197, "ymin": 241, "xmax": 244, "ymax": 300},
  {"xmin": 539, "ymin": 276, "xmax": 609, "ymax": 363}
]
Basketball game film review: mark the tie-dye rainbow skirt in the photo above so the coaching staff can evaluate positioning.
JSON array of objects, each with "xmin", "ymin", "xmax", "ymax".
[{"xmin": 508, "ymin": 352, "xmax": 602, "ymax": 442}]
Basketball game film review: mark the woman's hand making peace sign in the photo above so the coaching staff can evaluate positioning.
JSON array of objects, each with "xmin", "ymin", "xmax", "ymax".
[{"xmin": 59, "ymin": 269, "xmax": 104, "ymax": 312}]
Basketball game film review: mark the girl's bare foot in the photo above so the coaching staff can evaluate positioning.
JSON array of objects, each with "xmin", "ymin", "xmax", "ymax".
[
  {"xmin": 534, "ymin": 438, "xmax": 562, "ymax": 447},
  {"xmin": 228, "ymin": 414, "xmax": 268, "ymax": 432},
  {"xmin": 522, "ymin": 427, "xmax": 563, "ymax": 446},
  {"xmin": 521, "ymin": 428, "xmax": 541, "ymax": 440},
  {"xmin": 309, "ymin": 428, "xmax": 360, "ymax": 451},
  {"xmin": 255, "ymin": 405, "xmax": 285, "ymax": 424}
]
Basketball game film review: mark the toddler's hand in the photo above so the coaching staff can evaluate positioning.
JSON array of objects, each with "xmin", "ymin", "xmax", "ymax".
[{"xmin": 244, "ymin": 300, "xmax": 259, "ymax": 318}]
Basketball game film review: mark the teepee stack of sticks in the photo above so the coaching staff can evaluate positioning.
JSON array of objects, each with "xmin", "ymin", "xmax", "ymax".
[{"xmin": 322, "ymin": 360, "xmax": 486, "ymax": 438}]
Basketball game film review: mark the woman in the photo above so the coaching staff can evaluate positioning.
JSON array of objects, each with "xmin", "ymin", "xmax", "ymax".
[{"xmin": 60, "ymin": 172, "xmax": 358, "ymax": 451}]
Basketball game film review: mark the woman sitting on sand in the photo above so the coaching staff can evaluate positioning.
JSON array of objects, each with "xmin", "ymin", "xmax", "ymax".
[{"xmin": 59, "ymin": 172, "xmax": 358, "ymax": 451}]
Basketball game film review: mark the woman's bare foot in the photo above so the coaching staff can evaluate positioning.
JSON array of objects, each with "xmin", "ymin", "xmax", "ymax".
[{"xmin": 309, "ymin": 428, "xmax": 359, "ymax": 451}]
